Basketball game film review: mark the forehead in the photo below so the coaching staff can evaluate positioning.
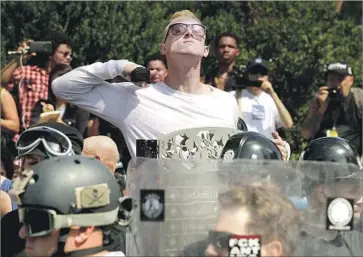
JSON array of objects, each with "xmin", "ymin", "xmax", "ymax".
[
  {"xmin": 56, "ymin": 44, "xmax": 72, "ymax": 52},
  {"xmin": 327, "ymin": 72, "xmax": 345, "ymax": 80},
  {"xmin": 169, "ymin": 17, "xmax": 202, "ymax": 26},
  {"xmin": 147, "ymin": 60, "xmax": 166, "ymax": 68},
  {"xmin": 219, "ymin": 36, "xmax": 237, "ymax": 46}
]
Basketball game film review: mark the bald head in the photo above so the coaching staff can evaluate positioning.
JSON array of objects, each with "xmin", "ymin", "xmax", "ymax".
[{"xmin": 82, "ymin": 136, "xmax": 119, "ymax": 173}]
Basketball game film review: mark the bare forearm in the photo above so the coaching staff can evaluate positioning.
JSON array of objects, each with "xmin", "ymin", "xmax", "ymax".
[
  {"xmin": 301, "ymin": 103, "xmax": 324, "ymax": 139},
  {"xmin": 0, "ymin": 118, "xmax": 20, "ymax": 134},
  {"xmin": 271, "ymin": 92, "xmax": 293, "ymax": 128},
  {"xmin": 1, "ymin": 59, "xmax": 19, "ymax": 86}
]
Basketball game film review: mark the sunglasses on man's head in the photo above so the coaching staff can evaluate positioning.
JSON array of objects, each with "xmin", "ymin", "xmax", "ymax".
[{"xmin": 164, "ymin": 23, "xmax": 207, "ymax": 43}]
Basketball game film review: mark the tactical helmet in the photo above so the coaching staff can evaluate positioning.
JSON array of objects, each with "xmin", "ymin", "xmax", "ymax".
[
  {"xmin": 10, "ymin": 156, "xmax": 122, "ymax": 238},
  {"xmin": 299, "ymin": 137, "xmax": 362, "ymax": 169},
  {"xmin": 220, "ymin": 131, "xmax": 282, "ymax": 160},
  {"xmin": 298, "ymin": 137, "xmax": 363, "ymax": 199}
]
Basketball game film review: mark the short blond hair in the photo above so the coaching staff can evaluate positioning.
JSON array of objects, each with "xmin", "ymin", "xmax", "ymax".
[
  {"xmin": 219, "ymin": 184, "xmax": 300, "ymax": 256},
  {"xmin": 168, "ymin": 10, "xmax": 201, "ymax": 23},
  {"xmin": 162, "ymin": 10, "xmax": 201, "ymax": 43}
]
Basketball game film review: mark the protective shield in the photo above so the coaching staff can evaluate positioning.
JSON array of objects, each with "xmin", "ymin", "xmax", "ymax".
[{"xmin": 125, "ymin": 158, "xmax": 363, "ymax": 257}]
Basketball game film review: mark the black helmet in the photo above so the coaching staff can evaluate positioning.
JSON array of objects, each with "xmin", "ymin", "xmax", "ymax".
[
  {"xmin": 10, "ymin": 156, "xmax": 122, "ymax": 238},
  {"xmin": 220, "ymin": 131, "xmax": 282, "ymax": 160},
  {"xmin": 300, "ymin": 137, "xmax": 362, "ymax": 169}
]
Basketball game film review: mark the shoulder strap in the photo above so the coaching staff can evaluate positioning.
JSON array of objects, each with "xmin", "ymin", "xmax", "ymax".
[
  {"xmin": 236, "ymin": 89, "xmax": 243, "ymax": 116},
  {"xmin": 351, "ymin": 87, "xmax": 363, "ymax": 118}
]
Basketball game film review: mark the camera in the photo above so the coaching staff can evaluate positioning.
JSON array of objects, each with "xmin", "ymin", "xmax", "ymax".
[
  {"xmin": 328, "ymin": 88, "xmax": 342, "ymax": 103},
  {"xmin": 28, "ymin": 41, "xmax": 52, "ymax": 54},
  {"xmin": 235, "ymin": 73, "xmax": 263, "ymax": 88},
  {"xmin": 8, "ymin": 41, "xmax": 52, "ymax": 55}
]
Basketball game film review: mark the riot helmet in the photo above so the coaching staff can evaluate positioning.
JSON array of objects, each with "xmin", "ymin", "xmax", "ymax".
[
  {"xmin": 299, "ymin": 137, "xmax": 362, "ymax": 169},
  {"xmin": 220, "ymin": 131, "xmax": 282, "ymax": 160},
  {"xmin": 9, "ymin": 156, "xmax": 124, "ymax": 256}
]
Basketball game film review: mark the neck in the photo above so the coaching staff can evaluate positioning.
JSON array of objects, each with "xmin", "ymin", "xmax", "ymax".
[
  {"xmin": 218, "ymin": 61, "xmax": 235, "ymax": 74},
  {"xmin": 165, "ymin": 56, "xmax": 210, "ymax": 94},
  {"xmin": 46, "ymin": 61, "xmax": 53, "ymax": 73},
  {"xmin": 246, "ymin": 86, "xmax": 262, "ymax": 96}
]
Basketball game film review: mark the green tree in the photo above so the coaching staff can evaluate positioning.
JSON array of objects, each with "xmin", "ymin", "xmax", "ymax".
[{"xmin": 1, "ymin": 1, "xmax": 361, "ymax": 159}]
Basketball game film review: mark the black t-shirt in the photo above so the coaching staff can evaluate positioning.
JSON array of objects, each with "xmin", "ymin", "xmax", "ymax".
[{"xmin": 314, "ymin": 92, "xmax": 362, "ymax": 155}]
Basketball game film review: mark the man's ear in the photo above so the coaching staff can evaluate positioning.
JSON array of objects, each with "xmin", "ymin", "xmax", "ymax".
[
  {"xmin": 160, "ymin": 44, "xmax": 167, "ymax": 55},
  {"xmin": 262, "ymin": 240, "xmax": 283, "ymax": 257},
  {"xmin": 203, "ymin": 46, "xmax": 209, "ymax": 58},
  {"xmin": 74, "ymin": 226, "xmax": 95, "ymax": 246}
]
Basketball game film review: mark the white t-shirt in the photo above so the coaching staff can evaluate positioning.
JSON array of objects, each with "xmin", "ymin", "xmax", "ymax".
[
  {"xmin": 232, "ymin": 89, "xmax": 282, "ymax": 139},
  {"xmin": 52, "ymin": 60, "xmax": 239, "ymax": 158}
]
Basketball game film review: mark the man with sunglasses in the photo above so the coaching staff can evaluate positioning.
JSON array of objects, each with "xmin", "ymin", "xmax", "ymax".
[
  {"xmin": 182, "ymin": 184, "xmax": 300, "ymax": 257},
  {"xmin": 9, "ymin": 156, "xmax": 125, "ymax": 257},
  {"xmin": 52, "ymin": 10, "xmax": 289, "ymax": 160},
  {"xmin": 1, "ymin": 122, "xmax": 83, "ymax": 257},
  {"xmin": 233, "ymin": 58, "xmax": 293, "ymax": 139}
]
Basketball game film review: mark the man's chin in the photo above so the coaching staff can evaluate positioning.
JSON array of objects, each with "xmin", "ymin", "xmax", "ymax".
[
  {"xmin": 25, "ymin": 248, "xmax": 36, "ymax": 257},
  {"xmin": 171, "ymin": 49, "xmax": 204, "ymax": 57},
  {"xmin": 151, "ymin": 78, "xmax": 161, "ymax": 83}
]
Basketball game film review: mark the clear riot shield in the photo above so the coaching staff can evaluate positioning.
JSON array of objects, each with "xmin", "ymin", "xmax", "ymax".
[
  {"xmin": 125, "ymin": 158, "xmax": 363, "ymax": 257},
  {"xmin": 125, "ymin": 158, "xmax": 303, "ymax": 256},
  {"xmin": 294, "ymin": 161, "xmax": 363, "ymax": 256}
]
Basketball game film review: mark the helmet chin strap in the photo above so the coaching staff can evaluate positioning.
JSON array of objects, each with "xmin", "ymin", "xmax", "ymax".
[{"xmin": 53, "ymin": 228, "xmax": 113, "ymax": 257}]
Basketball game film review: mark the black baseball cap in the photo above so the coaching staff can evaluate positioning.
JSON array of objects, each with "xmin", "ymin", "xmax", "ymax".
[
  {"xmin": 245, "ymin": 58, "xmax": 269, "ymax": 74},
  {"xmin": 18, "ymin": 122, "xmax": 83, "ymax": 158},
  {"xmin": 327, "ymin": 62, "xmax": 353, "ymax": 76}
]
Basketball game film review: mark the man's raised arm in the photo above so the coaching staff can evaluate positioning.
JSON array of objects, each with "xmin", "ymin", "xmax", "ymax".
[{"xmin": 51, "ymin": 60, "xmax": 140, "ymax": 126}]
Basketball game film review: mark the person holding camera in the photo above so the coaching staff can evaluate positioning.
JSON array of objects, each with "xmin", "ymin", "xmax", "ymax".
[
  {"xmin": 1, "ymin": 32, "xmax": 73, "ymax": 131},
  {"xmin": 233, "ymin": 58, "xmax": 293, "ymax": 139},
  {"xmin": 302, "ymin": 62, "xmax": 362, "ymax": 156}
]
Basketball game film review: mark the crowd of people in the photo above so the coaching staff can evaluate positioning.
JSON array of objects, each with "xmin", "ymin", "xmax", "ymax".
[{"xmin": 1, "ymin": 9, "xmax": 362, "ymax": 257}]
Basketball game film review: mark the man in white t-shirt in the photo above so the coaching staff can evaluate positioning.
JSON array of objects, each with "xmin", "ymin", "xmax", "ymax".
[
  {"xmin": 234, "ymin": 58, "xmax": 293, "ymax": 139},
  {"xmin": 52, "ymin": 11, "xmax": 288, "ymax": 160}
]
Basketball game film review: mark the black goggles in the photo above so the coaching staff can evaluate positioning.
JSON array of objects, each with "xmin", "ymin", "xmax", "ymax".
[
  {"xmin": 16, "ymin": 126, "xmax": 73, "ymax": 157},
  {"xmin": 164, "ymin": 23, "xmax": 206, "ymax": 43},
  {"xmin": 19, "ymin": 206, "xmax": 119, "ymax": 238},
  {"xmin": 19, "ymin": 208, "xmax": 57, "ymax": 237}
]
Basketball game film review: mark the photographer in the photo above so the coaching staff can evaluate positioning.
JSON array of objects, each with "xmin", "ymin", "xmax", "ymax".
[
  {"xmin": 302, "ymin": 62, "xmax": 362, "ymax": 156},
  {"xmin": 1, "ymin": 32, "xmax": 72, "ymax": 131},
  {"xmin": 233, "ymin": 58, "xmax": 293, "ymax": 139}
]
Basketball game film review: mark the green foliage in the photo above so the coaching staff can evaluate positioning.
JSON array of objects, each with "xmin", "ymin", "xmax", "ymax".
[{"xmin": 1, "ymin": 1, "xmax": 361, "ymax": 159}]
